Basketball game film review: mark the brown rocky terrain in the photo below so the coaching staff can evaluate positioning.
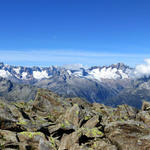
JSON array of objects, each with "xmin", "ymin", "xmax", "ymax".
[{"xmin": 1, "ymin": 89, "xmax": 150, "ymax": 150}]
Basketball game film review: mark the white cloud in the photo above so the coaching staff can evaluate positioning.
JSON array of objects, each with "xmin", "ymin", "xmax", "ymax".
[{"xmin": 134, "ymin": 59, "xmax": 150, "ymax": 77}]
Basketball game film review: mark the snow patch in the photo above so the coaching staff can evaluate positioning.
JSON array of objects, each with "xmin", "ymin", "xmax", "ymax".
[
  {"xmin": 13, "ymin": 68, "xmax": 20, "ymax": 74},
  {"xmin": 67, "ymin": 70, "xmax": 72, "ymax": 75},
  {"xmin": 118, "ymin": 70, "xmax": 129, "ymax": 79},
  {"xmin": 87, "ymin": 67, "xmax": 121, "ymax": 81},
  {"xmin": 73, "ymin": 70, "xmax": 83, "ymax": 77},
  {"xmin": 0, "ymin": 70, "xmax": 11, "ymax": 78},
  {"xmin": 33, "ymin": 70, "xmax": 49, "ymax": 80},
  {"xmin": 22, "ymin": 72, "xmax": 28, "ymax": 79}
]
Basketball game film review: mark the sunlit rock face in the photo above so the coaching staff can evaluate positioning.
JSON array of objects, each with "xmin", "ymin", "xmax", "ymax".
[{"xmin": 1, "ymin": 89, "xmax": 150, "ymax": 150}]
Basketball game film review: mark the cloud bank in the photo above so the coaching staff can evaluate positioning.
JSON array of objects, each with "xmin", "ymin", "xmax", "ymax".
[
  {"xmin": 0, "ymin": 49, "xmax": 150, "ymax": 67},
  {"xmin": 134, "ymin": 59, "xmax": 150, "ymax": 78}
]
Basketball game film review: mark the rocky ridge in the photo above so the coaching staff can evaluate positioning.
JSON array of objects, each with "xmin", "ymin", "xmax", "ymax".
[{"xmin": 1, "ymin": 89, "xmax": 150, "ymax": 150}]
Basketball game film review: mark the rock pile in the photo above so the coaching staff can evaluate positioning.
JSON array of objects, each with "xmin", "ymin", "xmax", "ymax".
[{"xmin": 1, "ymin": 89, "xmax": 150, "ymax": 150}]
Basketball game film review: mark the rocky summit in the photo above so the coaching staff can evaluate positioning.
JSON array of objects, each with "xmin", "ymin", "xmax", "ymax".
[{"xmin": 1, "ymin": 89, "xmax": 150, "ymax": 150}]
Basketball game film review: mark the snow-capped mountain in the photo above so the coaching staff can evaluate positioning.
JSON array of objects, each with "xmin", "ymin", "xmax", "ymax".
[
  {"xmin": 1, "ymin": 62, "xmax": 150, "ymax": 108},
  {"xmin": 0, "ymin": 62, "xmax": 132, "ymax": 82},
  {"xmin": 0, "ymin": 62, "xmax": 134, "ymax": 104}
]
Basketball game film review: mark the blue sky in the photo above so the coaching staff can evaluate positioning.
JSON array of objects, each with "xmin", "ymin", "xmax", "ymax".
[{"xmin": 0, "ymin": 0, "xmax": 150, "ymax": 67}]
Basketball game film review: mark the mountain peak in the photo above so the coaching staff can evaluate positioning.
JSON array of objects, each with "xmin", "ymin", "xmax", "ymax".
[{"xmin": 109, "ymin": 62, "xmax": 130, "ymax": 69}]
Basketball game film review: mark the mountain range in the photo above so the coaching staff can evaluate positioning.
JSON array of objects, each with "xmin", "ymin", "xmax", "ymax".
[
  {"xmin": 0, "ymin": 62, "xmax": 132, "ymax": 81},
  {"xmin": 0, "ymin": 62, "xmax": 150, "ymax": 108}
]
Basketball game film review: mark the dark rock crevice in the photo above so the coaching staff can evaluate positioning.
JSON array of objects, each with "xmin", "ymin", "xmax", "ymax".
[
  {"xmin": 20, "ymin": 109, "xmax": 30, "ymax": 120},
  {"xmin": 52, "ymin": 128, "xmax": 75, "ymax": 140},
  {"xmin": 79, "ymin": 135, "xmax": 94, "ymax": 145}
]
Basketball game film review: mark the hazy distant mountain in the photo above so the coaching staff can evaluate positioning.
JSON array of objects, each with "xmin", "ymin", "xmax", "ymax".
[
  {"xmin": 1, "ymin": 62, "xmax": 150, "ymax": 108},
  {"xmin": 0, "ymin": 62, "xmax": 133, "ymax": 102},
  {"xmin": 0, "ymin": 77, "xmax": 37, "ymax": 102},
  {"xmin": 105, "ymin": 77, "xmax": 150, "ymax": 108}
]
